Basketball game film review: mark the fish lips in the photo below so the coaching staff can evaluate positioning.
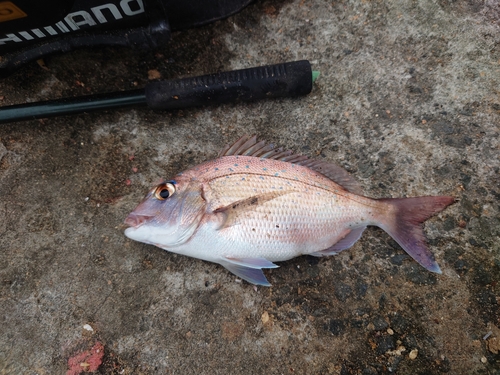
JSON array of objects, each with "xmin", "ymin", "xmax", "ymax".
[
  {"xmin": 123, "ymin": 211, "xmax": 191, "ymax": 247},
  {"xmin": 124, "ymin": 212, "xmax": 155, "ymax": 229},
  {"xmin": 123, "ymin": 213, "xmax": 158, "ymax": 244}
]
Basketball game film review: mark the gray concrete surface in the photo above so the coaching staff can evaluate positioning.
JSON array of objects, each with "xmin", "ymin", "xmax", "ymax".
[{"xmin": 1, "ymin": 0, "xmax": 499, "ymax": 374}]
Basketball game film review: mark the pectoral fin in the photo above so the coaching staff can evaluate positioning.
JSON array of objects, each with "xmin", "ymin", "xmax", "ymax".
[
  {"xmin": 225, "ymin": 257, "xmax": 279, "ymax": 269},
  {"xmin": 213, "ymin": 191, "xmax": 290, "ymax": 229},
  {"xmin": 220, "ymin": 257, "xmax": 279, "ymax": 286}
]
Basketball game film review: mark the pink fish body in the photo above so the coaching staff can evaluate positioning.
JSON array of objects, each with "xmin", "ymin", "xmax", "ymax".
[{"xmin": 124, "ymin": 135, "xmax": 454, "ymax": 286}]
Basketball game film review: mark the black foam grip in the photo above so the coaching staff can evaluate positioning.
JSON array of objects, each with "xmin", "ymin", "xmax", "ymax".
[{"xmin": 145, "ymin": 60, "xmax": 312, "ymax": 110}]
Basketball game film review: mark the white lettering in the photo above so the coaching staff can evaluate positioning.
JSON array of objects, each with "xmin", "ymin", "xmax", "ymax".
[
  {"xmin": 64, "ymin": 11, "xmax": 97, "ymax": 31},
  {"xmin": 0, "ymin": 1, "xmax": 146, "ymax": 45},
  {"xmin": 92, "ymin": 3, "xmax": 122, "ymax": 23},
  {"xmin": 44, "ymin": 26, "xmax": 58, "ymax": 36},
  {"xmin": 56, "ymin": 21, "xmax": 70, "ymax": 33},
  {"xmin": 120, "ymin": 0, "xmax": 144, "ymax": 16},
  {"xmin": 19, "ymin": 31, "xmax": 34, "ymax": 40},
  {"xmin": 0, "ymin": 33, "xmax": 22, "ymax": 45},
  {"xmin": 31, "ymin": 29, "xmax": 46, "ymax": 38}
]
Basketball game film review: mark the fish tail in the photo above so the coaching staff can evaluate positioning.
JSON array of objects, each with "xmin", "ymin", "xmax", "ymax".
[{"xmin": 377, "ymin": 196, "xmax": 455, "ymax": 273}]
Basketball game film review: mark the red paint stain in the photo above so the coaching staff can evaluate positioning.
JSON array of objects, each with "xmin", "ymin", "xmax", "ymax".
[{"xmin": 66, "ymin": 342, "xmax": 104, "ymax": 375}]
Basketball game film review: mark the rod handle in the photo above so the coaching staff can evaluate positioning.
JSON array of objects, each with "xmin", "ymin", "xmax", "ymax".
[{"xmin": 145, "ymin": 60, "xmax": 313, "ymax": 110}]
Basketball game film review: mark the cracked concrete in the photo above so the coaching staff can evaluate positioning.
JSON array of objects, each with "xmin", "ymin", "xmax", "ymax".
[{"xmin": 0, "ymin": 0, "xmax": 499, "ymax": 374}]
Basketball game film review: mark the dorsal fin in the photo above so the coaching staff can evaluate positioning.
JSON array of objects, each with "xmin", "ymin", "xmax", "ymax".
[{"xmin": 219, "ymin": 135, "xmax": 363, "ymax": 194}]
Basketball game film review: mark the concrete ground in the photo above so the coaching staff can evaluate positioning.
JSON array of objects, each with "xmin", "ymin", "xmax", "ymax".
[{"xmin": 1, "ymin": 0, "xmax": 499, "ymax": 374}]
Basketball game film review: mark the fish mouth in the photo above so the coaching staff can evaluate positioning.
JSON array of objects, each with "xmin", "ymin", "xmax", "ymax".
[{"xmin": 124, "ymin": 212, "xmax": 155, "ymax": 228}]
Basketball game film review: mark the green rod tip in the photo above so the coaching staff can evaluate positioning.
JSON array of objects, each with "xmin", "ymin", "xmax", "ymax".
[{"xmin": 312, "ymin": 71, "xmax": 320, "ymax": 83}]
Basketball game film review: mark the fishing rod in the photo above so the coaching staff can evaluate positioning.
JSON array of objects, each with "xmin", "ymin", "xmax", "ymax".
[{"xmin": 0, "ymin": 60, "xmax": 319, "ymax": 124}]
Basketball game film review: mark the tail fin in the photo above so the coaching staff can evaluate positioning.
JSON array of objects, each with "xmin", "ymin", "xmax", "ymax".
[{"xmin": 377, "ymin": 196, "xmax": 455, "ymax": 274}]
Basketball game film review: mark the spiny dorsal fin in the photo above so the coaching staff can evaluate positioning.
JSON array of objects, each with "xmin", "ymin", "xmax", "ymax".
[
  {"xmin": 293, "ymin": 158, "xmax": 363, "ymax": 195},
  {"xmin": 219, "ymin": 135, "xmax": 363, "ymax": 194}
]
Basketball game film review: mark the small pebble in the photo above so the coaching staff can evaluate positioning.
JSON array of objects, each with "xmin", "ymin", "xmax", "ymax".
[
  {"xmin": 409, "ymin": 349, "xmax": 418, "ymax": 360},
  {"xmin": 261, "ymin": 311, "xmax": 270, "ymax": 324},
  {"xmin": 83, "ymin": 324, "xmax": 94, "ymax": 332},
  {"xmin": 148, "ymin": 69, "xmax": 161, "ymax": 80},
  {"xmin": 487, "ymin": 337, "xmax": 499, "ymax": 354}
]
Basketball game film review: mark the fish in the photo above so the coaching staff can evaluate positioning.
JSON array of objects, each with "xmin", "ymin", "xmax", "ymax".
[{"xmin": 124, "ymin": 135, "xmax": 455, "ymax": 286}]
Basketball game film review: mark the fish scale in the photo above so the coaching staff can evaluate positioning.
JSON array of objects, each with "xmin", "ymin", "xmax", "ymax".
[
  {"xmin": 204, "ymin": 166, "xmax": 359, "ymax": 247},
  {"xmin": 124, "ymin": 135, "xmax": 455, "ymax": 286}
]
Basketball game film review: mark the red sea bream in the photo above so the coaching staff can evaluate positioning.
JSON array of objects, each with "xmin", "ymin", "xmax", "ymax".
[{"xmin": 124, "ymin": 135, "xmax": 455, "ymax": 286}]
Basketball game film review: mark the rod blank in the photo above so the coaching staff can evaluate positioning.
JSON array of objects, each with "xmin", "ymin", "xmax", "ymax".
[{"xmin": 0, "ymin": 60, "xmax": 314, "ymax": 124}]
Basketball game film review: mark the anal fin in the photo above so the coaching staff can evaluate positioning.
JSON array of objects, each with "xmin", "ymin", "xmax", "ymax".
[{"xmin": 310, "ymin": 227, "xmax": 365, "ymax": 257}]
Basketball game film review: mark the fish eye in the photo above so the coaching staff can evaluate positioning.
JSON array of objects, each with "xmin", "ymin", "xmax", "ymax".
[{"xmin": 154, "ymin": 182, "xmax": 176, "ymax": 200}]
